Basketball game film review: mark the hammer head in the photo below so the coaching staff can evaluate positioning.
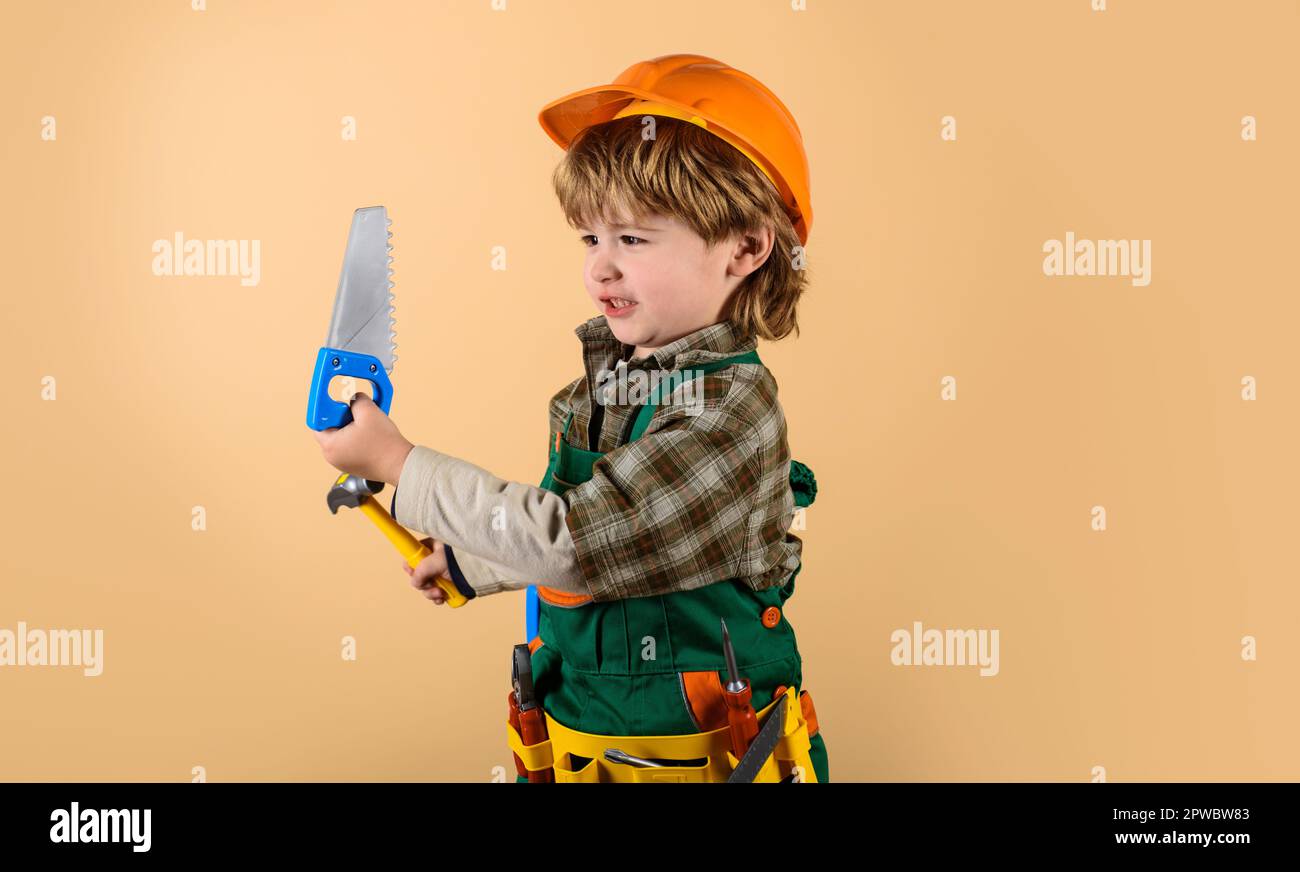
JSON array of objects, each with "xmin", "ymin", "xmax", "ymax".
[{"xmin": 327, "ymin": 474, "xmax": 384, "ymax": 514}]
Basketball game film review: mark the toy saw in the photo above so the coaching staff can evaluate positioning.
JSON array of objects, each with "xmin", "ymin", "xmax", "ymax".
[{"xmin": 307, "ymin": 206, "xmax": 466, "ymax": 608}]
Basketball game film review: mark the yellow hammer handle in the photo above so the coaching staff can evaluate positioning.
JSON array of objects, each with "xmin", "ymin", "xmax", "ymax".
[{"xmin": 356, "ymin": 495, "xmax": 469, "ymax": 608}]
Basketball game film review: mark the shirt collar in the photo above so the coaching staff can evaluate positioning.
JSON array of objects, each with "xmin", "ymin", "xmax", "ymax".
[{"xmin": 573, "ymin": 315, "xmax": 757, "ymax": 373}]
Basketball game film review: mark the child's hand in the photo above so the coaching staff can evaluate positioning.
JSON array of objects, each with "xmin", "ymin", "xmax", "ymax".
[
  {"xmin": 403, "ymin": 537, "xmax": 452, "ymax": 605},
  {"xmin": 312, "ymin": 393, "xmax": 414, "ymax": 485}
]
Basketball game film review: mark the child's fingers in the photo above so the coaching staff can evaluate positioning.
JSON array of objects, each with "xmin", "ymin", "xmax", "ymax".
[{"xmin": 398, "ymin": 547, "xmax": 448, "ymax": 603}]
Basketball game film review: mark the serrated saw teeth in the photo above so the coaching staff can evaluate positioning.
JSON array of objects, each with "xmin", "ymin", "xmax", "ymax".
[{"xmin": 324, "ymin": 205, "xmax": 399, "ymax": 375}]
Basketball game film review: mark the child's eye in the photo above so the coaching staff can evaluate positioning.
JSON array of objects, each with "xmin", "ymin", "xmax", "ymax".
[{"xmin": 580, "ymin": 235, "xmax": 644, "ymax": 247}]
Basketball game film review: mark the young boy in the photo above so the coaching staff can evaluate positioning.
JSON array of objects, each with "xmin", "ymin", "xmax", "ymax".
[{"xmin": 313, "ymin": 54, "xmax": 825, "ymax": 782}]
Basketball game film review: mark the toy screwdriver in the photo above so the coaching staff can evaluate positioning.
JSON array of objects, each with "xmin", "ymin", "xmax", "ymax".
[{"xmin": 720, "ymin": 618, "xmax": 760, "ymax": 761}]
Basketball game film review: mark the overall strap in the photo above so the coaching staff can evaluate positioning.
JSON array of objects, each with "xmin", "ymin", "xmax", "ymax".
[{"xmin": 627, "ymin": 350, "xmax": 762, "ymax": 443}]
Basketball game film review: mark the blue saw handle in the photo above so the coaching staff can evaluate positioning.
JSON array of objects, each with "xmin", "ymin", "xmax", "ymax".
[{"xmin": 305, "ymin": 346, "xmax": 393, "ymax": 430}]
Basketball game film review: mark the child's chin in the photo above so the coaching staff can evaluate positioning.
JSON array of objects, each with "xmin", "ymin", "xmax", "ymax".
[{"xmin": 605, "ymin": 316, "xmax": 640, "ymax": 334}]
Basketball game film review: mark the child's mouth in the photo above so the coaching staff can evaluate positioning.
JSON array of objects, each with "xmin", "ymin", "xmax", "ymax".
[{"xmin": 603, "ymin": 298, "xmax": 638, "ymax": 318}]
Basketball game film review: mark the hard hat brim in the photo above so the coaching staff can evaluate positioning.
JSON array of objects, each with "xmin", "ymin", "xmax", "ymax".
[{"xmin": 538, "ymin": 84, "xmax": 671, "ymax": 150}]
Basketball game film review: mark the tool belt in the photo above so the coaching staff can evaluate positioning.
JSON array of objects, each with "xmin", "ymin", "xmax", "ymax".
[{"xmin": 506, "ymin": 685, "xmax": 820, "ymax": 783}]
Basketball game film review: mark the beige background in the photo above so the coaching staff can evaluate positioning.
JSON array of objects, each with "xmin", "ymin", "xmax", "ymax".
[{"xmin": 2, "ymin": 0, "xmax": 1296, "ymax": 781}]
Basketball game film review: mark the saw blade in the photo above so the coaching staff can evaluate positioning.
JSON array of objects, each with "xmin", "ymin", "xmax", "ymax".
[{"xmin": 324, "ymin": 205, "xmax": 396, "ymax": 373}]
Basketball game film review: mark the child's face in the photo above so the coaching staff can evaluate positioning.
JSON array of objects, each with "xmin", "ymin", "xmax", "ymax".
[{"xmin": 577, "ymin": 213, "xmax": 765, "ymax": 358}]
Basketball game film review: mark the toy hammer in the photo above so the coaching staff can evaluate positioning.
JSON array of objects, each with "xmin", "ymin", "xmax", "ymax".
[{"xmin": 326, "ymin": 473, "xmax": 468, "ymax": 608}]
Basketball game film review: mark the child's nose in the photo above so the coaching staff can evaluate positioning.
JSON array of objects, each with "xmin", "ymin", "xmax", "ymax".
[{"xmin": 589, "ymin": 251, "xmax": 621, "ymax": 281}]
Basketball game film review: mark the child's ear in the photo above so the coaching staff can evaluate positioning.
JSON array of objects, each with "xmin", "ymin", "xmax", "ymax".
[{"xmin": 732, "ymin": 225, "xmax": 775, "ymax": 275}]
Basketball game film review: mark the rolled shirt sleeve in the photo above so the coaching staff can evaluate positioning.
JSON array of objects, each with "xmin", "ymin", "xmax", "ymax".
[
  {"xmin": 562, "ymin": 406, "xmax": 761, "ymax": 602},
  {"xmin": 392, "ymin": 445, "xmax": 589, "ymax": 597},
  {"xmin": 443, "ymin": 543, "xmax": 550, "ymax": 600}
]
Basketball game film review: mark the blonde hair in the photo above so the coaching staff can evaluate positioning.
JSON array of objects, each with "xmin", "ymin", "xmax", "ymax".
[{"xmin": 550, "ymin": 115, "xmax": 808, "ymax": 341}]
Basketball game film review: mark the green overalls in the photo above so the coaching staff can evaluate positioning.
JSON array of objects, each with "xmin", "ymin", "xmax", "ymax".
[{"xmin": 521, "ymin": 349, "xmax": 829, "ymax": 783}]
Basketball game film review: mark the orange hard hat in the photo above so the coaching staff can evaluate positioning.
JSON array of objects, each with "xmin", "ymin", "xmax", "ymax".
[{"xmin": 538, "ymin": 54, "xmax": 813, "ymax": 245}]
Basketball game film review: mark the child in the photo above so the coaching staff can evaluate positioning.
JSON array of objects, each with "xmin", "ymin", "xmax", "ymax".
[{"xmin": 313, "ymin": 54, "xmax": 826, "ymax": 783}]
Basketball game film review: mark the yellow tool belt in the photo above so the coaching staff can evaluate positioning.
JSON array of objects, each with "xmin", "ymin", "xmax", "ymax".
[{"xmin": 505, "ymin": 686, "xmax": 818, "ymax": 783}]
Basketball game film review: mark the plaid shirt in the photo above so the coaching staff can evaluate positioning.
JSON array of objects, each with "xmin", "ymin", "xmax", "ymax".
[
  {"xmin": 392, "ymin": 316, "xmax": 804, "ymax": 603},
  {"xmin": 551, "ymin": 315, "xmax": 803, "ymax": 601}
]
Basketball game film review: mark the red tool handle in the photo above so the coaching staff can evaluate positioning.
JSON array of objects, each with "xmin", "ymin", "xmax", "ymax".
[
  {"xmin": 724, "ymin": 682, "xmax": 759, "ymax": 759},
  {"xmin": 507, "ymin": 690, "xmax": 528, "ymax": 780},
  {"xmin": 517, "ymin": 706, "xmax": 554, "ymax": 783}
]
